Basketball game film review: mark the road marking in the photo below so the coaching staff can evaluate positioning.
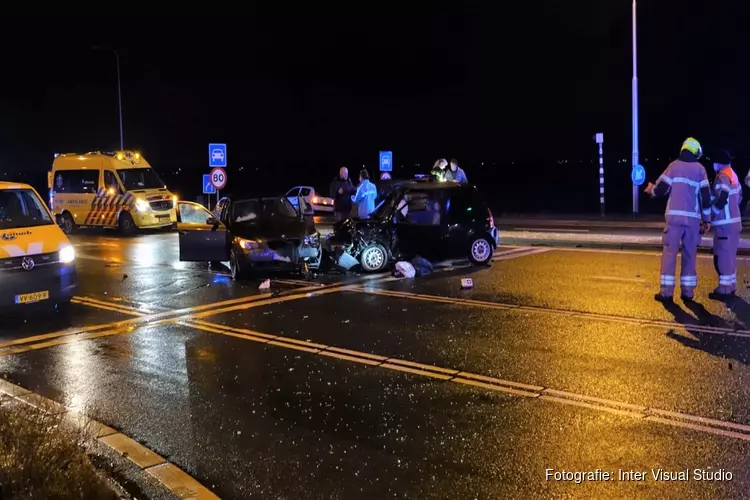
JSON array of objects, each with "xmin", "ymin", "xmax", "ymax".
[
  {"xmin": 590, "ymin": 275, "xmax": 647, "ymax": 283},
  {"xmin": 493, "ymin": 247, "xmax": 551, "ymax": 260},
  {"xmin": 349, "ymin": 287, "xmax": 750, "ymax": 338},
  {"xmin": 0, "ymin": 378, "xmax": 219, "ymax": 499},
  {"xmin": 513, "ymin": 227, "xmax": 591, "ymax": 233},
  {"xmin": 176, "ymin": 321, "xmax": 750, "ymax": 442},
  {"xmin": 21, "ymin": 295, "xmax": 750, "ymax": 443}
]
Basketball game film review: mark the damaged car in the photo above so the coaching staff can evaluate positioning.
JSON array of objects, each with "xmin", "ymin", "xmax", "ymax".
[
  {"xmin": 327, "ymin": 181, "xmax": 499, "ymax": 272},
  {"xmin": 176, "ymin": 196, "xmax": 322, "ymax": 279}
]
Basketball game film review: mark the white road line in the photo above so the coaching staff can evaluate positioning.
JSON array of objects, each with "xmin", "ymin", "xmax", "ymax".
[
  {"xmin": 493, "ymin": 247, "xmax": 552, "ymax": 260},
  {"xmin": 513, "ymin": 227, "xmax": 591, "ymax": 233}
]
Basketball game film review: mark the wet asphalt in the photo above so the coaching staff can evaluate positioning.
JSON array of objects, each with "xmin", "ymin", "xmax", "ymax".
[{"xmin": 1, "ymin": 229, "xmax": 750, "ymax": 499}]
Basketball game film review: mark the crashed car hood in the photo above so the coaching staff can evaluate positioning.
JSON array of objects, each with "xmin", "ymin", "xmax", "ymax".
[{"xmin": 232, "ymin": 217, "xmax": 314, "ymax": 241}]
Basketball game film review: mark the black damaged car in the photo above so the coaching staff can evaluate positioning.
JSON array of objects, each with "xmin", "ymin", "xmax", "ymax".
[
  {"xmin": 176, "ymin": 196, "xmax": 322, "ymax": 279},
  {"xmin": 327, "ymin": 181, "xmax": 499, "ymax": 272}
]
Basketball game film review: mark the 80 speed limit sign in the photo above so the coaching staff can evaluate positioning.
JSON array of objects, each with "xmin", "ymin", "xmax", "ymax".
[{"xmin": 209, "ymin": 167, "xmax": 227, "ymax": 190}]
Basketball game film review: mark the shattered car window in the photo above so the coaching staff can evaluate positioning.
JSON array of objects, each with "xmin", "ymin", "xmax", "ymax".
[{"xmin": 233, "ymin": 198, "xmax": 298, "ymax": 222}]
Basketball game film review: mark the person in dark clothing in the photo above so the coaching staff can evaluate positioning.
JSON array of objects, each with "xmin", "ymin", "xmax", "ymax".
[{"xmin": 330, "ymin": 167, "xmax": 356, "ymax": 222}]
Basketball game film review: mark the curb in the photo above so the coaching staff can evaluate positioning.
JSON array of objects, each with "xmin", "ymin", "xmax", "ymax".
[{"xmin": 0, "ymin": 377, "xmax": 219, "ymax": 500}]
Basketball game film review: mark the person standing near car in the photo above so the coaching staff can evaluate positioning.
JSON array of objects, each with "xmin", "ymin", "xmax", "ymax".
[
  {"xmin": 351, "ymin": 168, "xmax": 377, "ymax": 219},
  {"xmin": 449, "ymin": 158, "xmax": 469, "ymax": 184},
  {"xmin": 644, "ymin": 137, "xmax": 712, "ymax": 302},
  {"xmin": 330, "ymin": 166, "xmax": 355, "ymax": 222},
  {"xmin": 709, "ymin": 149, "xmax": 742, "ymax": 299}
]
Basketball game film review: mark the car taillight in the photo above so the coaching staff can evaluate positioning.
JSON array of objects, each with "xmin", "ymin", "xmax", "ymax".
[
  {"xmin": 487, "ymin": 210, "xmax": 494, "ymax": 228},
  {"xmin": 312, "ymin": 196, "xmax": 319, "ymax": 204}
]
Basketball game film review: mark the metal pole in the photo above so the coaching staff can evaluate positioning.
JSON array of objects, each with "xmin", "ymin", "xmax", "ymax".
[
  {"xmin": 114, "ymin": 50, "xmax": 124, "ymax": 150},
  {"xmin": 599, "ymin": 141, "xmax": 605, "ymax": 216},
  {"xmin": 632, "ymin": 0, "xmax": 639, "ymax": 214}
]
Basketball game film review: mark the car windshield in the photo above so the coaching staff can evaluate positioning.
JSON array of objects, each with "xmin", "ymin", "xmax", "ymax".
[
  {"xmin": 117, "ymin": 168, "xmax": 166, "ymax": 191},
  {"xmin": 232, "ymin": 198, "xmax": 298, "ymax": 223},
  {"xmin": 0, "ymin": 189, "xmax": 54, "ymax": 229}
]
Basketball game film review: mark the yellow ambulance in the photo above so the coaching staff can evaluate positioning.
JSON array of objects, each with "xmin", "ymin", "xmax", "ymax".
[
  {"xmin": 49, "ymin": 150, "xmax": 177, "ymax": 234},
  {"xmin": 0, "ymin": 182, "xmax": 77, "ymax": 310}
]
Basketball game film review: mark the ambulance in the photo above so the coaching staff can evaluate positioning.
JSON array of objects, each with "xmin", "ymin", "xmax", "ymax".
[
  {"xmin": 0, "ymin": 182, "xmax": 77, "ymax": 310},
  {"xmin": 49, "ymin": 150, "xmax": 177, "ymax": 234}
]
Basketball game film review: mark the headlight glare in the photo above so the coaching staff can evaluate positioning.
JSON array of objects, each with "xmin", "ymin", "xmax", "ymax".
[
  {"xmin": 237, "ymin": 238, "xmax": 260, "ymax": 250},
  {"xmin": 135, "ymin": 199, "xmax": 150, "ymax": 212},
  {"xmin": 59, "ymin": 245, "xmax": 75, "ymax": 263}
]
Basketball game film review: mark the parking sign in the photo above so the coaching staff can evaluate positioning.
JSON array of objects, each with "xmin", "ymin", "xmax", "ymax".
[{"xmin": 208, "ymin": 143, "xmax": 227, "ymax": 168}]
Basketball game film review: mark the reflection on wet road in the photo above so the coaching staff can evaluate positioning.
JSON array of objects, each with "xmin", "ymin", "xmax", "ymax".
[{"xmin": 2, "ymin": 231, "xmax": 750, "ymax": 498}]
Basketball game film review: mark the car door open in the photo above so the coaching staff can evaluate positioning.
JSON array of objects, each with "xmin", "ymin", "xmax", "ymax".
[{"xmin": 176, "ymin": 201, "xmax": 229, "ymax": 262}]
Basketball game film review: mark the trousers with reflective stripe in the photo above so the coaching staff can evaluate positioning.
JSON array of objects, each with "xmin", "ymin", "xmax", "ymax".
[
  {"xmin": 713, "ymin": 225, "xmax": 740, "ymax": 294},
  {"xmin": 660, "ymin": 223, "xmax": 700, "ymax": 298}
]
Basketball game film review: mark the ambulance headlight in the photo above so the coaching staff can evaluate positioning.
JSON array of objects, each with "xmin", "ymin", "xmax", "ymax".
[
  {"xmin": 59, "ymin": 245, "xmax": 76, "ymax": 264},
  {"xmin": 135, "ymin": 198, "xmax": 150, "ymax": 212}
]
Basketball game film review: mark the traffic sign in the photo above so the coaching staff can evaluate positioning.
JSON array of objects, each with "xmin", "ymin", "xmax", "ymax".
[
  {"xmin": 631, "ymin": 164, "xmax": 646, "ymax": 186},
  {"xmin": 208, "ymin": 143, "xmax": 227, "ymax": 167},
  {"xmin": 210, "ymin": 168, "xmax": 227, "ymax": 190},
  {"xmin": 594, "ymin": 133, "xmax": 604, "ymax": 144},
  {"xmin": 379, "ymin": 151, "xmax": 393, "ymax": 172},
  {"xmin": 203, "ymin": 174, "xmax": 216, "ymax": 194},
  {"xmin": 380, "ymin": 172, "xmax": 391, "ymax": 181}
]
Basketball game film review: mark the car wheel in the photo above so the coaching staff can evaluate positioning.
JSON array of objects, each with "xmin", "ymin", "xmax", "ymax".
[
  {"xmin": 359, "ymin": 243, "xmax": 388, "ymax": 272},
  {"xmin": 230, "ymin": 249, "xmax": 249, "ymax": 280},
  {"xmin": 468, "ymin": 236, "xmax": 493, "ymax": 265},
  {"xmin": 61, "ymin": 212, "xmax": 76, "ymax": 235},
  {"xmin": 118, "ymin": 212, "xmax": 137, "ymax": 235}
]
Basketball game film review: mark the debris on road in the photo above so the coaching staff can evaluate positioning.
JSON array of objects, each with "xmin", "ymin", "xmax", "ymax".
[
  {"xmin": 259, "ymin": 279, "xmax": 271, "ymax": 290},
  {"xmin": 394, "ymin": 261, "xmax": 416, "ymax": 278},
  {"xmin": 461, "ymin": 278, "xmax": 474, "ymax": 289}
]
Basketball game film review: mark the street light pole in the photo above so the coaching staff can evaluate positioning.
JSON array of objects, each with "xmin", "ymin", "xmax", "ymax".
[
  {"xmin": 114, "ymin": 49, "xmax": 124, "ymax": 151},
  {"xmin": 632, "ymin": 0, "xmax": 639, "ymax": 214},
  {"xmin": 93, "ymin": 46, "xmax": 124, "ymax": 150}
]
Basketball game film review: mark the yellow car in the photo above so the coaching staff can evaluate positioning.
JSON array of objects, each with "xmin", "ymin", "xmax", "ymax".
[{"xmin": 0, "ymin": 182, "xmax": 77, "ymax": 310}]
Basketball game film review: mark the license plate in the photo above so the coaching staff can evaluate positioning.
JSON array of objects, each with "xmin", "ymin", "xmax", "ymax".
[
  {"xmin": 15, "ymin": 291, "xmax": 50, "ymax": 304},
  {"xmin": 157, "ymin": 215, "xmax": 170, "ymax": 220}
]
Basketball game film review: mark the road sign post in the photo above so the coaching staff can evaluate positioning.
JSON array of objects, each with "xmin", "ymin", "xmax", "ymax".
[
  {"xmin": 379, "ymin": 151, "xmax": 393, "ymax": 172},
  {"xmin": 595, "ymin": 133, "xmax": 604, "ymax": 217}
]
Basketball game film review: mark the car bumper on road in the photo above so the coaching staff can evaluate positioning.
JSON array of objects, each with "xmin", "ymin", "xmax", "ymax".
[{"xmin": 0, "ymin": 262, "xmax": 78, "ymax": 309}]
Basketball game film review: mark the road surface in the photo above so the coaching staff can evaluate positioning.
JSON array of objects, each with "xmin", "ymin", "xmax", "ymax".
[{"xmin": 1, "ymin": 230, "xmax": 749, "ymax": 498}]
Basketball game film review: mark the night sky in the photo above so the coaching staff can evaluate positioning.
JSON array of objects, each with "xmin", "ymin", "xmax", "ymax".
[{"xmin": 0, "ymin": 7, "xmax": 748, "ymax": 211}]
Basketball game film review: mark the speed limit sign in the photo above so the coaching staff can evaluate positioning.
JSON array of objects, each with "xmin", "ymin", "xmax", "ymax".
[{"xmin": 209, "ymin": 167, "xmax": 227, "ymax": 190}]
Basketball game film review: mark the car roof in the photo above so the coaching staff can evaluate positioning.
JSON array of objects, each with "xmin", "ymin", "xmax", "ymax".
[
  {"xmin": 386, "ymin": 180, "xmax": 475, "ymax": 192},
  {"xmin": 0, "ymin": 181, "xmax": 34, "ymax": 191}
]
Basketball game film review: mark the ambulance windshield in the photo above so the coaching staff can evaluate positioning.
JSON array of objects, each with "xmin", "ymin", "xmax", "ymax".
[
  {"xmin": 0, "ymin": 189, "xmax": 54, "ymax": 229},
  {"xmin": 117, "ymin": 168, "xmax": 166, "ymax": 191}
]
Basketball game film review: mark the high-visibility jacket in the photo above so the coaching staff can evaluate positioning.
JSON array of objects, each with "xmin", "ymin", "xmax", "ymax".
[
  {"xmin": 653, "ymin": 159, "xmax": 712, "ymax": 226},
  {"xmin": 712, "ymin": 166, "xmax": 743, "ymax": 231}
]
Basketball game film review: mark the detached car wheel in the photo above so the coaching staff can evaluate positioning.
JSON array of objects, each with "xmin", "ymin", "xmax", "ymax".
[
  {"xmin": 359, "ymin": 243, "xmax": 388, "ymax": 273},
  {"xmin": 468, "ymin": 237, "xmax": 493, "ymax": 265}
]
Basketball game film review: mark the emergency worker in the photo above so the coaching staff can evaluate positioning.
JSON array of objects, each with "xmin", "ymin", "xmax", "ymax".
[
  {"xmin": 645, "ymin": 137, "xmax": 712, "ymax": 302},
  {"xmin": 449, "ymin": 158, "xmax": 469, "ymax": 184},
  {"xmin": 709, "ymin": 149, "xmax": 742, "ymax": 299},
  {"xmin": 431, "ymin": 159, "xmax": 448, "ymax": 182}
]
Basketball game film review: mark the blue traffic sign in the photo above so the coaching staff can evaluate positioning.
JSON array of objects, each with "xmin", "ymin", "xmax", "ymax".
[
  {"xmin": 631, "ymin": 164, "xmax": 646, "ymax": 186},
  {"xmin": 208, "ymin": 143, "xmax": 227, "ymax": 168},
  {"xmin": 203, "ymin": 174, "xmax": 216, "ymax": 194},
  {"xmin": 379, "ymin": 151, "xmax": 393, "ymax": 172}
]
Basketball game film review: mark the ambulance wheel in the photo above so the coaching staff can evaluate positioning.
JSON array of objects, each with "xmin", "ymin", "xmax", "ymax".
[
  {"xmin": 118, "ymin": 212, "xmax": 136, "ymax": 235},
  {"xmin": 468, "ymin": 236, "xmax": 493, "ymax": 265},
  {"xmin": 60, "ymin": 212, "xmax": 76, "ymax": 235},
  {"xmin": 230, "ymin": 249, "xmax": 249, "ymax": 280},
  {"xmin": 359, "ymin": 243, "xmax": 388, "ymax": 273}
]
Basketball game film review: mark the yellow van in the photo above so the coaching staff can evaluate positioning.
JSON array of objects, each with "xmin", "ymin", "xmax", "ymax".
[
  {"xmin": 49, "ymin": 150, "xmax": 177, "ymax": 234},
  {"xmin": 0, "ymin": 182, "xmax": 77, "ymax": 309}
]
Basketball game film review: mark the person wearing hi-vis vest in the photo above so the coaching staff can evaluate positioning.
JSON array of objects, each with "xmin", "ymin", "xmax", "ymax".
[
  {"xmin": 709, "ymin": 149, "xmax": 742, "ymax": 299},
  {"xmin": 645, "ymin": 137, "xmax": 712, "ymax": 302}
]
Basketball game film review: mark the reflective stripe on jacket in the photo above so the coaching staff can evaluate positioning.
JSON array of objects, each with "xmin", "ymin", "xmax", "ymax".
[
  {"xmin": 654, "ymin": 159, "xmax": 711, "ymax": 226},
  {"xmin": 712, "ymin": 167, "xmax": 743, "ymax": 231}
]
